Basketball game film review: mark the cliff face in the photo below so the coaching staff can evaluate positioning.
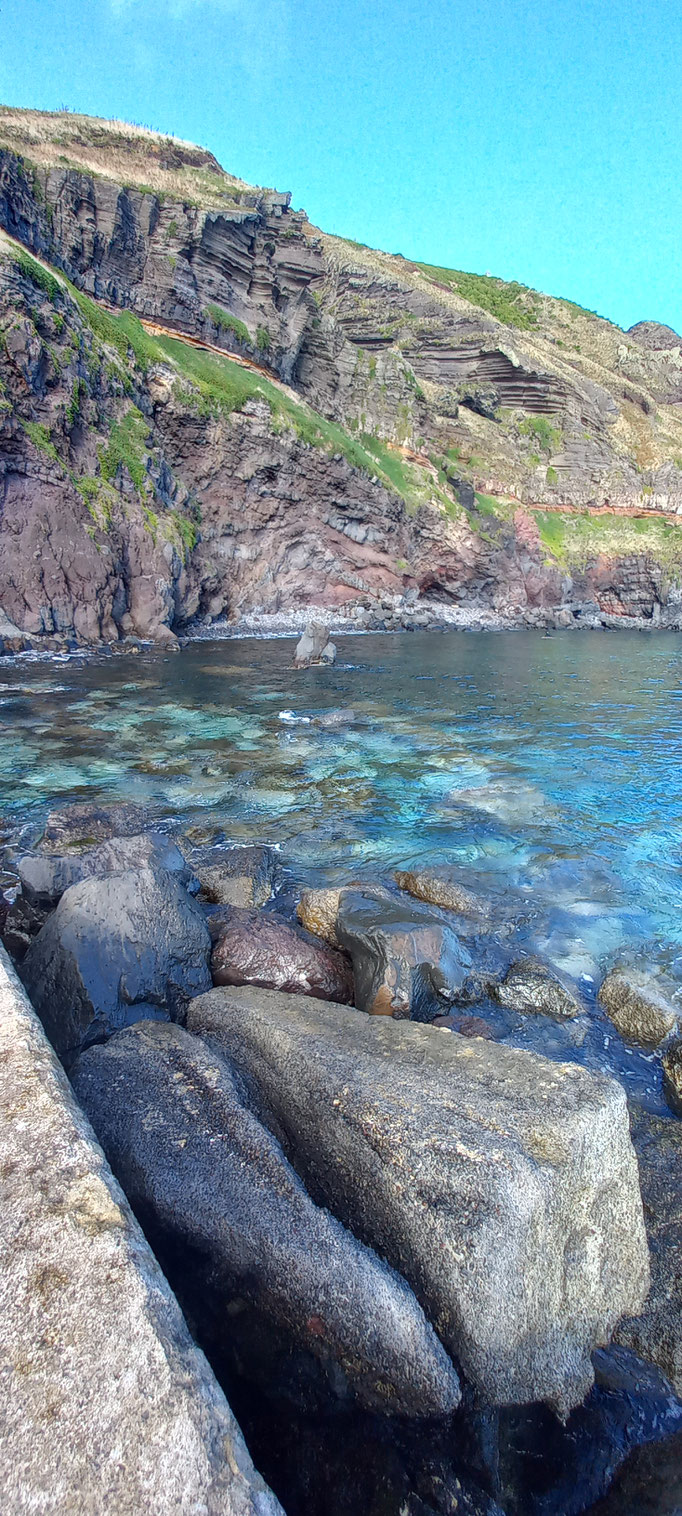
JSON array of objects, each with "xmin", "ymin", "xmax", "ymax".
[{"xmin": 2, "ymin": 105, "xmax": 682, "ymax": 646}]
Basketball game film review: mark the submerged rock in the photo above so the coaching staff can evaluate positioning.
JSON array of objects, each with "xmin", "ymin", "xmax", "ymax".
[
  {"xmin": 40, "ymin": 801, "xmax": 153, "ymax": 853},
  {"xmin": 493, "ymin": 958, "xmax": 584, "ymax": 1020},
  {"xmin": 71, "ymin": 1021, "xmax": 460, "ymax": 1420},
  {"xmin": 335, "ymin": 887, "xmax": 472, "ymax": 1019},
  {"xmin": 598, "ymin": 969, "xmax": 678, "ymax": 1046},
  {"xmin": 662, "ymin": 1040, "xmax": 682, "ymax": 1117},
  {"xmin": 211, "ymin": 906, "xmax": 354, "ymax": 1004},
  {"xmin": 615, "ymin": 1105, "xmax": 682, "ymax": 1396},
  {"xmin": 188, "ymin": 984, "xmax": 650, "ymax": 1416},
  {"xmin": 395, "ymin": 867, "xmax": 491, "ymax": 920},
  {"xmin": 16, "ymin": 834, "xmax": 197, "ymax": 905},
  {"xmin": 22, "ymin": 868, "xmax": 211, "ymax": 1063},
  {"xmin": 195, "ymin": 845, "xmax": 280, "ymax": 908}
]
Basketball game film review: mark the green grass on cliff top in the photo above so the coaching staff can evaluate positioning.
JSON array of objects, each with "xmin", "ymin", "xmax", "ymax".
[
  {"xmin": 412, "ymin": 262, "xmax": 541, "ymax": 331},
  {"xmin": 532, "ymin": 509, "xmax": 682, "ymax": 571}
]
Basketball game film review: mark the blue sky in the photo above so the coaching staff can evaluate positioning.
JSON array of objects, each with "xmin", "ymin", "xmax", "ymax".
[{"xmin": 2, "ymin": 0, "xmax": 681, "ymax": 333}]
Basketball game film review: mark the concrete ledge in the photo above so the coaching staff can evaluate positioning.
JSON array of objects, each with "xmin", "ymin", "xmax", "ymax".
[{"xmin": 0, "ymin": 945, "xmax": 283, "ymax": 1515}]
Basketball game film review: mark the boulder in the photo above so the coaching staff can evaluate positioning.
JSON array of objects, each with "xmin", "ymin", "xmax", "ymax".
[
  {"xmin": 16, "ymin": 834, "xmax": 197, "ymax": 905},
  {"xmin": 188, "ymin": 984, "xmax": 650, "ymax": 1416},
  {"xmin": 615, "ymin": 1105, "xmax": 682, "ymax": 1396},
  {"xmin": 335, "ymin": 887, "xmax": 472, "ymax": 1018},
  {"xmin": 662, "ymin": 1040, "xmax": 682, "ymax": 1117},
  {"xmin": 493, "ymin": 958, "xmax": 584, "ymax": 1020},
  {"xmin": 71, "ymin": 1021, "xmax": 460, "ymax": 1420},
  {"xmin": 211, "ymin": 907, "xmax": 354, "ymax": 1003},
  {"xmin": 294, "ymin": 622, "xmax": 336, "ymax": 667},
  {"xmin": 0, "ymin": 944, "xmax": 283, "ymax": 1516},
  {"xmin": 195, "ymin": 845, "xmax": 280, "ymax": 908},
  {"xmin": 1, "ymin": 894, "xmax": 49, "ymax": 962},
  {"xmin": 598, "ymin": 969, "xmax": 678, "ymax": 1046},
  {"xmin": 395, "ymin": 868, "xmax": 491, "ymax": 920},
  {"xmin": 22, "ymin": 868, "xmax": 211, "ymax": 1063},
  {"xmin": 40, "ymin": 800, "xmax": 153, "ymax": 853},
  {"xmin": 296, "ymin": 886, "xmax": 346, "ymax": 946}
]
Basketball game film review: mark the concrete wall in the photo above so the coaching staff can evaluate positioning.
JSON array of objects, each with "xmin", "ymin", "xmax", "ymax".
[{"xmin": 0, "ymin": 944, "xmax": 283, "ymax": 1515}]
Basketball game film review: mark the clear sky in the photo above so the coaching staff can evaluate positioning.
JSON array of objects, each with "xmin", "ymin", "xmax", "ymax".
[{"xmin": 2, "ymin": 0, "xmax": 681, "ymax": 333}]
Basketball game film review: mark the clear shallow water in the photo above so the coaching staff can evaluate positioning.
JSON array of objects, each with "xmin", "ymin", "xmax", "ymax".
[{"xmin": 3, "ymin": 628, "xmax": 682, "ymax": 1105}]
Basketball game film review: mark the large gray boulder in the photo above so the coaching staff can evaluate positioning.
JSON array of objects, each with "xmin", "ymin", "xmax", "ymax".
[
  {"xmin": 0, "ymin": 944, "xmax": 283, "ymax": 1516},
  {"xmin": 335, "ymin": 887, "xmax": 472, "ymax": 1018},
  {"xmin": 22, "ymin": 868, "xmax": 212, "ymax": 1063},
  {"xmin": 188, "ymin": 984, "xmax": 650, "ymax": 1416},
  {"xmin": 16, "ymin": 833, "xmax": 197, "ymax": 905},
  {"xmin": 71, "ymin": 1020, "xmax": 460, "ymax": 1420}
]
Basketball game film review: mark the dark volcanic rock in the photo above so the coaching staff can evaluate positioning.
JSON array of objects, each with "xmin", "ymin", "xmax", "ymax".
[
  {"xmin": 627, "ymin": 321, "xmax": 682, "ymax": 350},
  {"xmin": 195, "ymin": 845, "xmax": 280, "ymax": 908},
  {"xmin": 1, "ymin": 894, "xmax": 49, "ymax": 962},
  {"xmin": 71, "ymin": 1020, "xmax": 460, "ymax": 1419},
  {"xmin": 211, "ymin": 906, "xmax": 354, "ymax": 1003},
  {"xmin": 662, "ymin": 1040, "xmax": 682, "ymax": 1117},
  {"xmin": 16, "ymin": 834, "xmax": 196, "ymax": 905},
  {"xmin": 335, "ymin": 887, "xmax": 472, "ymax": 1018},
  {"xmin": 492, "ymin": 958, "xmax": 584, "ymax": 1019},
  {"xmin": 22, "ymin": 867, "xmax": 211, "ymax": 1062},
  {"xmin": 188, "ymin": 984, "xmax": 649, "ymax": 1416},
  {"xmin": 615, "ymin": 1105, "xmax": 682, "ymax": 1395}
]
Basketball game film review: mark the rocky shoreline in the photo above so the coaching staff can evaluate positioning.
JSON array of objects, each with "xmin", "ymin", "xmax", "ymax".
[{"xmin": 3, "ymin": 796, "xmax": 682, "ymax": 1513}]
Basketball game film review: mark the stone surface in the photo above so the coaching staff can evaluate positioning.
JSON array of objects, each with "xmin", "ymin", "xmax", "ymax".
[
  {"xmin": 395, "ymin": 867, "xmax": 491, "ymax": 919},
  {"xmin": 0, "ymin": 943, "xmax": 284, "ymax": 1516},
  {"xmin": 615, "ymin": 1105, "xmax": 682, "ymax": 1395},
  {"xmin": 598, "ymin": 969, "xmax": 678, "ymax": 1046},
  {"xmin": 493, "ymin": 958, "xmax": 584, "ymax": 1020},
  {"xmin": 335, "ymin": 886, "xmax": 472, "ymax": 1018},
  {"xmin": 196, "ymin": 845, "xmax": 280, "ymax": 908},
  {"xmin": 294, "ymin": 622, "xmax": 336, "ymax": 667},
  {"xmin": 296, "ymin": 886, "xmax": 346, "ymax": 946},
  {"xmin": 16, "ymin": 833, "xmax": 196, "ymax": 904},
  {"xmin": 22, "ymin": 867, "xmax": 212, "ymax": 1062},
  {"xmin": 188, "ymin": 984, "xmax": 650, "ymax": 1415},
  {"xmin": 40, "ymin": 800, "xmax": 154, "ymax": 852},
  {"xmin": 211, "ymin": 905, "xmax": 354, "ymax": 1003},
  {"xmin": 71, "ymin": 1020, "xmax": 460, "ymax": 1419},
  {"xmin": 662, "ymin": 1040, "xmax": 682, "ymax": 1117}
]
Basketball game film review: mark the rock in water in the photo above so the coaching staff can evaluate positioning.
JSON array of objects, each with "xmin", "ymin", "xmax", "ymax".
[
  {"xmin": 598, "ymin": 968, "xmax": 678, "ymax": 1046},
  {"xmin": 71, "ymin": 1021, "xmax": 460, "ymax": 1419},
  {"xmin": 493, "ymin": 958, "xmax": 584, "ymax": 1019},
  {"xmin": 211, "ymin": 906, "xmax": 354, "ymax": 1003},
  {"xmin": 22, "ymin": 868, "xmax": 211, "ymax": 1063},
  {"xmin": 188, "ymin": 984, "xmax": 650, "ymax": 1416},
  {"xmin": 395, "ymin": 868, "xmax": 491, "ymax": 920},
  {"xmin": 40, "ymin": 801, "xmax": 153, "ymax": 852},
  {"xmin": 662, "ymin": 1040, "xmax": 682, "ymax": 1117},
  {"xmin": 335, "ymin": 887, "xmax": 472, "ymax": 1018},
  {"xmin": 195, "ymin": 844, "xmax": 279, "ymax": 908},
  {"xmin": 16, "ymin": 833, "xmax": 197, "ymax": 905},
  {"xmin": 294, "ymin": 622, "xmax": 337, "ymax": 667}
]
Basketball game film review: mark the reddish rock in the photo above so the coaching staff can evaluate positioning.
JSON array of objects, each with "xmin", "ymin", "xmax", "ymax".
[{"xmin": 211, "ymin": 907, "xmax": 354, "ymax": 1004}]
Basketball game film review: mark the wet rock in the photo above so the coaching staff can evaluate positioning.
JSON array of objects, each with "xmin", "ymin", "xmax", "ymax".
[
  {"xmin": 432, "ymin": 1013, "xmax": 495, "ymax": 1038},
  {"xmin": 493, "ymin": 958, "xmax": 584, "ymax": 1020},
  {"xmin": 71, "ymin": 1021, "xmax": 460, "ymax": 1420},
  {"xmin": 188, "ymin": 984, "xmax": 650, "ymax": 1416},
  {"xmin": 211, "ymin": 906, "xmax": 354, "ymax": 1004},
  {"xmin": 296, "ymin": 886, "xmax": 346, "ymax": 946},
  {"xmin": 40, "ymin": 800, "xmax": 154, "ymax": 853},
  {"xmin": 335, "ymin": 887, "xmax": 472, "ymax": 1019},
  {"xmin": 616, "ymin": 1105, "xmax": 682, "ymax": 1395},
  {"xmin": 585, "ymin": 1426, "xmax": 682, "ymax": 1516},
  {"xmin": 312, "ymin": 708, "xmax": 356, "ymax": 729},
  {"xmin": 447, "ymin": 779, "xmax": 551, "ymax": 826},
  {"xmin": 22, "ymin": 868, "xmax": 211, "ymax": 1064},
  {"xmin": 395, "ymin": 867, "xmax": 491, "ymax": 919},
  {"xmin": 294, "ymin": 622, "xmax": 336, "ymax": 667},
  {"xmin": 662, "ymin": 1041, "xmax": 682, "ymax": 1117},
  {"xmin": 1, "ymin": 894, "xmax": 49, "ymax": 962},
  {"xmin": 598, "ymin": 969, "xmax": 678, "ymax": 1046},
  {"xmin": 16, "ymin": 834, "xmax": 197, "ymax": 905},
  {"xmin": 195, "ymin": 845, "xmax": 280, "ymax": 908}
]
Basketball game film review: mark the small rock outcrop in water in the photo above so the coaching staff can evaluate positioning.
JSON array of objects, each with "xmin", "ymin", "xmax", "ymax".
[
  {"xmin": 187, "ymin": 983, "xmax": 650, "ymax": 1416},
  {"xmin": 294, "ymin": 623, "xmax": 337, "ymax": 667},
  {"xmin": 334, "ymin": 886, "xmax": 472, "ymax": 1018},
  {"xmin": 210, "ymin": 905, "xmax": 354, "ymax": 1003},
  {"xmin": 194, "ymin": 844, "xmax": 280, "ymax": 908},
  {"xmin": 21, "ymin": 868, "xmax": 211, "ymax": 1063},
  {"xmin": 493, "ymin": 957, "xmax": 584, "ymax": 1019},
  {"xmin": 15, "ymin": 834, "xmax": 197, "ymax": 905},
  {"xmin": 395, "ymin": 867, "xmax": 491, "ymax": 919},
  {"xmin": 598, "ymin": 967, "xmax": 678, "ymax": 1046},
  {"xmin": 71, "ymin": 1020, "xmax": 461, "ymax": 1420}
]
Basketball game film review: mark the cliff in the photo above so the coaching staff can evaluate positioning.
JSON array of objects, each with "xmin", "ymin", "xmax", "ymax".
[{"xmin": 2, "ymin": 104, "xmax": 682, "ymax": 646}]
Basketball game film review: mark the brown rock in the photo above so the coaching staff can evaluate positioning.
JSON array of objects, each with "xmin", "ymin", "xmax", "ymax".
[
  {"xmin": 395, "ymin": 869, "xmax": 490, "ymax": 919},
  {"xmin": 432, "ymin": 1014, "xmax": 494, "ymax": 1039},
  {"xmin": 296, "ymin": 886, "xmax": 345, "ymax": 946},
  {"xmin": 196, "ymin": 845, "xmax": 279, "ymax": 908},
  {"xmin": 598, "ymin": 969, "xmax": 678, "ymax": 1047},
  {"xmin": 211, "ymin": 907, "xmax": 354, "ymax": 1003}
]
